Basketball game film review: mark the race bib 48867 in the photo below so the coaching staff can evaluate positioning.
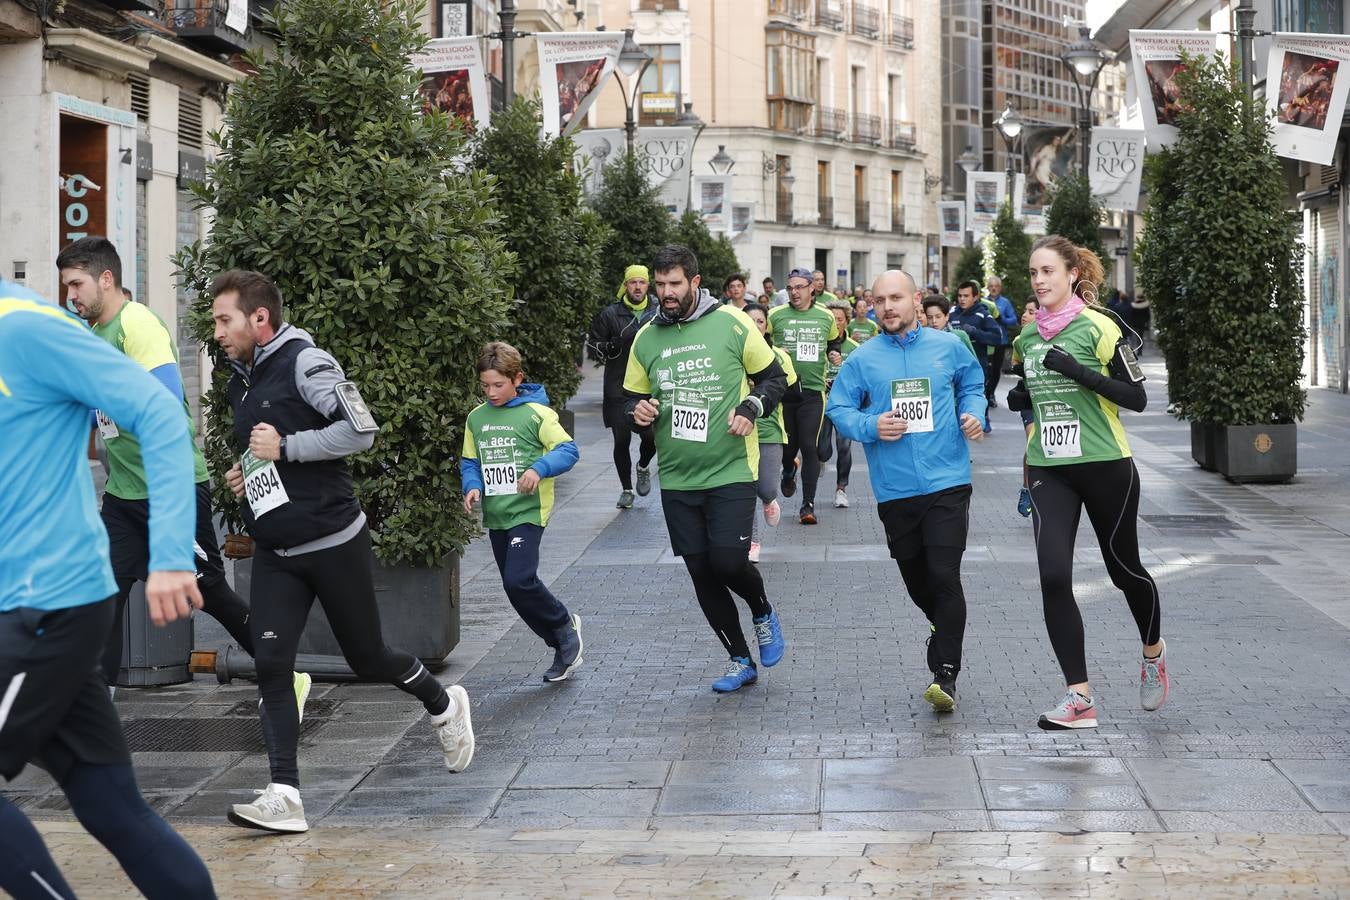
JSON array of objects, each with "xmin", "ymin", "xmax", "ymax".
[{"xmin": 890, "ymin": 378, "xmax": 933, "ymax": 433}]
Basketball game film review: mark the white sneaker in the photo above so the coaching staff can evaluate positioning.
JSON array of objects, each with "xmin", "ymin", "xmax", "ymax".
[
  {"xmin": 748, "ymin": 541, "xmax": 761, "ymax": 563},
  {"xmin": 763, "ymin": 499, "xmax": 781, "ymax": 527},
  {"xmin": 834, "ymin": 489, "xmax": 849, "ymax": 508},
  {"xmin": 434, "ymin": 684, "xmax": 475, "ymax": 773},
  {"xmin": 228, "ymin": 784, "xmax": 308, "ymax": 833}
]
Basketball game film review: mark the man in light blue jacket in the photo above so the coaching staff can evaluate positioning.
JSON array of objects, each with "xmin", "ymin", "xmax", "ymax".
[{"xmin": 826, "ymin": 270, "xmax": 986, "ymax": 714}]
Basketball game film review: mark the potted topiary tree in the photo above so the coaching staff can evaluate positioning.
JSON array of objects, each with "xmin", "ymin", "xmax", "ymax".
[
  {"xmin": 177, "ymin": 0, "xmax": 515, "ymax": 664},
  {"xmin": 468, "ymin": 97, "xmax": 609, "ymax": 432},
  {"xmin": 1136, "ymin": 51, "xmax": 1306, "ymax": 482}
]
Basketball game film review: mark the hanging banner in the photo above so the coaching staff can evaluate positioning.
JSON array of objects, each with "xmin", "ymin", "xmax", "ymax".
[
  {"xmin": 413, "ymin": 38, "xmax": 491, "ymax": 132},
  {"xmin": 537, "ymin": 31, "xmax": 625, "ymax": 138},
  {"xmin": 1129, "ymin": 30, "xmax": 1217, "ymax": 150},
  {"xmin": 1088, "ymin": 127, "xmax": 1146, "ymax": 211},
  {"xmin": 1266, "ymin": 32, "xmax": 1350, "ymax": 166},
  {"xmin": 695, "ymin": 176, "xmax": 733, "ymax": 233},
  {"xmin": 1022, "ymin": 124, "xmax": 1074, "ymax": 234},
  {"xmin": 1011, "ymin": 173, "xmax": 1025, "ymax": 223},
  {"xmin": 225, "ymin": 0, "xmax": 248, "ymax": 34},
  {"xmin": 572, "ymin": 126, "xmax": 697, "ymax": 214},
  {"xmin": 730, "ymin": 203, "xmax": 754, "ymax": 242},
  {"xmin": 937, "ymin": 201, "xmax": 965, "ymax": 247},
  {"xmin": 966, "ymin": 172, "xmax": 1005, "ymax": 237}
]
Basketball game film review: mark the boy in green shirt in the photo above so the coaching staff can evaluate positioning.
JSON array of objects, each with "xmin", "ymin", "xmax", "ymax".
[{"xmin": 462, "ymin": 342, "xmax": 583, "ymax": 682}]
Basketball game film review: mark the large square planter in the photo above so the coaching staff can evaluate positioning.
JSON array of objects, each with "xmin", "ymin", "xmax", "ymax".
[
  {"xmin": 1190, "ymin": 421, "xmax": 1217, "ymax": 471},
  {"xmin": 1213, "ymin": 423, "xmax": 1297, "ymax": 484},
  {"xmin": 231, "ymin": 552, "xmax": 460, "ymax": 669}
]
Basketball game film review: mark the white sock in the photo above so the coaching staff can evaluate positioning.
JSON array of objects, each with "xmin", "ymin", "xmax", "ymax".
[
  {"xmin": 268, "ymin": 783, "xmax": 301, "ymax": 805},
  {"xmin": 432, "ymin": 692, "xmax": 458, "ymax": 723}
]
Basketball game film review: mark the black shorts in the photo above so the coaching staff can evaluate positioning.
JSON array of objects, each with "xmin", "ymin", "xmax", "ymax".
[
  {"xmin": 660, "ymin": 482, "xmax": 756, "ymax": 557},
  {"xmin": 877, "ymin": 484, "xmax": 972, "ymax": 561},
  {"xmin": 0, "ymin": 598, "xmax": 130, "ymax": 782},
  {"xmin": 101, "ymin": 481, "xmax": 226, "ymax": 585}
]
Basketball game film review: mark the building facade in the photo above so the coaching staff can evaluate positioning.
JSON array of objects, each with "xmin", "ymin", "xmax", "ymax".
[
  {"xmin": 1097, "ymin": 0, "xmax": 1350, "ymax": 393},
  {"xmin": 0, "ymin": 0, "xmax": 252, "ymax": 427},
  {"xmin": 583, "ymin": 0, "xmax": 944, "ymax": 293}
]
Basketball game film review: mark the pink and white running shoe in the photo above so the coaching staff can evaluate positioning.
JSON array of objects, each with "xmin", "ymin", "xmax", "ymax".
[
  {"xmin": 1037, "ymin": 690, "xmax": 1098, "ymax": 730},
  {"xmin": 1140, "ymin": 638, "xmax": 1169, "ymax": 711}
]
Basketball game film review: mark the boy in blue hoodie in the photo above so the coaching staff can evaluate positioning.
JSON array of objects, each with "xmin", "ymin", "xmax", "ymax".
[
  {"xmin": 461, "ymin": 342, "xmax": 583, "ymax": 682},
  {"xmin": 826, "ymin": 270, "xmax": 986, "ymax": 713}
]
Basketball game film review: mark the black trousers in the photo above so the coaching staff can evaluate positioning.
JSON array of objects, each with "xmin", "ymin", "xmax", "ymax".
[
  {"xmin": 987, "ymin": 345, "xmax": 1009, "ymax": 399},
  {"xmin": 782, "ymin": 389, "xmax": 825, "ymax": 505},
  {"xmin": 1028, "ymin": 458, "xmax": 1162, "ymax": 685}
]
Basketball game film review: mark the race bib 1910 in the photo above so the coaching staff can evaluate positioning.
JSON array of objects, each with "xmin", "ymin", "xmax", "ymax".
[
  {"xmin": 671, "ymin": 388, "xmax": 710, "ymax": 443},
  {"xmin": 890, "ymin": 378, "xmax": 933, "ymax": 433},
  {"xmin": 242, "ymin": 450, "xmax": 290, "ymax": 518},
  {"xmin": 95, "ymin": 410, "xmax": 119, "ymax": 440},
  {"xmin": 1038, "ymin": 401, "xmax": 1082, "ymax": 459},
  {"xmin": 482, "ymin": 461, "xmax": 518, "ymax": 497},
  {"xmin": 795, "ymin": 340, "xmax": 820, "ymax": 363}
]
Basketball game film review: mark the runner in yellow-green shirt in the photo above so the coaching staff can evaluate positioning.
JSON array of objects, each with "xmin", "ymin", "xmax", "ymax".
[
  {"xmin": 818, "ymin": 301, "xmax": 860, "ymax": 509},
  {"xmin": 741, "ymin": 303, "xmax": 799, "ymax": 564}
]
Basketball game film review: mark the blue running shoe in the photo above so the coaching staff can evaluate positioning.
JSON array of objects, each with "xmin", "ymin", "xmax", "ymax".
[
  {"xmin": 753, "ymin": 608, "xmax": 786, "ymax": 667},
  {"xmin": 1017, "ymin": 487, "xmax": 1032, "ymax": 518},
  {"xmin": 712, "ymin": 657, "xmax": 758, "ymax": 693}
]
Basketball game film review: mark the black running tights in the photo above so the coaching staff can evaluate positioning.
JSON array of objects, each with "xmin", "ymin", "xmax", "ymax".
[
  {"xmin": 683, "ymin": 549, "xmax": 771, "ymax": 661},
  {"xmin": 1028, "ymin": 458, "xmax": 1162, "ymax": 685},
  {"xmin": 782, "ymin": 390, "xmax": 825, "ymax": 504},
  {"xmin": 895, "ymin": 546, "xmax": 967, "ymax": 672},
  {"xmin": 611, "ymin": 421, "xmax": 656, "ymax": 491},
  {"xmin": 249, "ymin": 526, "xmax": 449, "ymax": 788}
]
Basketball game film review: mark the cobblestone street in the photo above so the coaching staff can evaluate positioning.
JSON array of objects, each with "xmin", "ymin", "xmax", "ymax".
[{"xmin": 22, "ymin": 354, "xmax": 1350, "ymax": 896}]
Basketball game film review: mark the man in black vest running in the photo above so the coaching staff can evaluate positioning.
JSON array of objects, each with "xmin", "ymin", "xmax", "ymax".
[{"xmin": 209, "ymin": 270, "xmax": 474, "ymax": 834}]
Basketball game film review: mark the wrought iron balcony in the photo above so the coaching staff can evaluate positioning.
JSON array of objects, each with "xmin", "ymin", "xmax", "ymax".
[
  {"xmin": 97, "ymin": 0, "xmax": 160, "ymax": 11},
  {"xmin": 855, "ymin": 199, "xmax": 871, "ymax": 230},
  {"xmin": 169, "ymin": 0, "xmax": 253, "ymax": 54},
  {"xmin": 776, "ymin": 189, "xmax": 793, "ymax": 224},
  {"xmin": 851, "ymin": 2, "xmax": 880, "ymax": 38},
  {"xmin": 852, "ymin": 112, "xmax": 882, "ymax": 145},
  {"xmin": 888, "ymin": 119, "xmax": 918, "ymax": 151},
  {"xmin": 889, "ymin": 14, "xmax": 915, "ymax": 49},
  {"xmin": 814, "ymin": 106, "xmax": 847, "ymax": 139},
  {"xmin": 891, "ymin": 204, "xmax": 905, "ymax": 232},
  {"xmin": 818, "ymin": 195, "xmax": 834, "ymax": 226},
  {"xmin": 816, "ymin": 1, "xmax": 845, "ymax": 30},
  {"xmin": 768, "ymin": 0, "xmax": 812, "ymax": 22}
]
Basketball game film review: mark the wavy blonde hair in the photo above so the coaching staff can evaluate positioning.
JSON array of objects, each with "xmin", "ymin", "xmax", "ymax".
[{"xmin": 1031, "ymin": 235, "xmax": 1104, "ymax": 306}]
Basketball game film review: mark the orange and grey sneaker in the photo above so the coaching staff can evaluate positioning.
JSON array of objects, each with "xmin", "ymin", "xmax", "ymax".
[
  {"xmin": 1037, "ymin": 690, "xmax": 1098, "ymax": 730},
  {"xmin": 799, "ymin": 502, "xmax": 817, "ymax": 525},
  {"xmin": 1140, "ymin": 639, "xmax": 1169, "ymax": 711}
]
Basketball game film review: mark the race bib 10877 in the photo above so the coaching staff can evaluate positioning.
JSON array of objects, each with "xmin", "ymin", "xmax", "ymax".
[{"xmin": 1038, "ymin": 400, "xmax": 1082, "ymax": 459}]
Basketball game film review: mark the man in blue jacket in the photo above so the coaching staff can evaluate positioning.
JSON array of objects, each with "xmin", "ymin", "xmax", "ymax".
[
  {"xmin": 0, "ymin": 281, "xmax": 216, "ymax": 898},
  {"xmin": 946, "ymin": 280, "xmax": 1003, "ymax": 432},
  {"xmin": 826, "ymin": 270, "xmax": 986, "ymax": 714}
]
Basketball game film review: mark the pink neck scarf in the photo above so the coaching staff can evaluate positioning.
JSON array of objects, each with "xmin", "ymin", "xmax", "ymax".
[{"xmin": 1036, "ymin": 295, "xmax": 1086, "ymax": 340}]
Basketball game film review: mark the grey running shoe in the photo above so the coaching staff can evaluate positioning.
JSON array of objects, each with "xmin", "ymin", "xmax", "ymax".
[
  {"xmin": 434, "ymin": 684, "xmax": 475, "ymax": 772},
  {"xmin": 228, "ymin": 785, "xmax": 308, "ymax": 833},
  {"xmin": 635, "ymin": 466, "xmax": 652, "ymax": 496},
  {"xmin": 544, "ymin": 614, "xmax": 584, "ymax": 682},
  {"xmin": 1140, "ymin": 638, "xmax": 1169, "ymax": 711},
  {"xmin": 617, "ymin": 490, "xmax": 635, "ymax": 509},
  {"xmin": 1037, "ymin": 690, "xmax": 1098, "ymax": 730}
]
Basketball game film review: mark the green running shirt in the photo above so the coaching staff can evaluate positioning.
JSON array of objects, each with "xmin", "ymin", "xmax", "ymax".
[
  {"xmin": 847, "ymin": 318, "xmax": 878, "ymax": 343},
  {"xmin": 766, "ymin": 302, "xmax": 840, "ymax": 392},
  {"xmin": 757, "ymin": 346, "xmax": 797, "ymax": 445},
  {"xmin": 462, "ymin": 400, "xmax": 572, "ymax": 530},
  {"xmin": 1013, "ymin": 308, "xmax": 1132, "ymax": 467},
  {"xmin": 624, "ymin": 305, "xmax": 776, "ymax": 491},
  {"xmin": 91, "ymin": 301, "xmax": 210, "ymax": 500},
  {"xmin": 825, "ymin": 336, "xmax": 859, "ymax": 385}
]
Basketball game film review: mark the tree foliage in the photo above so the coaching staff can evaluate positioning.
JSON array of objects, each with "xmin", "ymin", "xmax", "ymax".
[
  {"xmin": 587, "ymin": 150, "xmax": 671, "ymax": 306},
  {"xmin": 1044, "ymin": 171, "xmax": 1110, "ymax": 289},
  {"xmin": 176, "ymin": 0, "xmax": 515, "ymax": 566},
  {"xmin": 470, "ymin": 97, "xmax": 608, "ymax": 406},
  {"xmin": 986, "ymin": 200, "xmax": 1033, "ymax": 317},
  {"xmin": 671, "ymin": 210, "xmax": 742, "ymax": 294},
  {"xmin": 1137, "ymin": 51, "xmax": 1305, "ymax": 425},
  {"xmin": 953, "ymin": 243, "xmax": 984, "ymax": 294}
]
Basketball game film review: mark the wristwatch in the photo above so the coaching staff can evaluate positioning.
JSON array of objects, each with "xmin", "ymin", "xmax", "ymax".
[{"xmin": 279, "ymin": 435, "xmax": 288, "ymax": 461}]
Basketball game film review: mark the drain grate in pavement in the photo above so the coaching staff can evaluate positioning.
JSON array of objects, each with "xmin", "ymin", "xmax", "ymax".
[
  {"xmin": 123, "ymin": 699, "xmax": 340, "ymax": 753},
  {"xmin": 1143, "ymin": 514, "xmax": 1243, "ymax": 533}
]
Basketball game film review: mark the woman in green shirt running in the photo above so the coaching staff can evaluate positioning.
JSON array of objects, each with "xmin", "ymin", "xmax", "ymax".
[{"xmin": 1007, "ymin": 235, "xmax": 1167, "ymax": 732}]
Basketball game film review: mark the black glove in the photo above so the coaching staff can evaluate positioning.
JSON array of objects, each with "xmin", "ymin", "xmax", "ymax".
[
  {"xmin": 1042, "ymin": 345, "xmax": 1084, "ymax": 380},
  {"xmin": 1006, "ymin": 379, "xmax": 1031, "ymax": 411}
]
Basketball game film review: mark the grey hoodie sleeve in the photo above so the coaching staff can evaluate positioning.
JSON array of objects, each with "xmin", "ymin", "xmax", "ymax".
[{"xmin": 286, "ymin": 346, "xmax": 376, "ymax": 462}]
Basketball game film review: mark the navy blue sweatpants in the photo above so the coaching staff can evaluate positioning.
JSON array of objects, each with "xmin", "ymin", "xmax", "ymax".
[{"xmin": 489, "ymin": 524, "xmax": 571, "ymax": 646}]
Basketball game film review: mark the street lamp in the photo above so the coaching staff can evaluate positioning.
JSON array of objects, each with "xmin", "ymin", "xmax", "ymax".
[
  {"xmin": 955, "ymin": 145, "xmax": 979, "ymax": 248},
  {"xmin": 614, "ymin": 27, "xmax": 652, "ymax": 154},
  {"xmin": 994, "ymin": 100, "xmax": 1023, "ymax": 208},
  {"xmin": 708, "ymin": 145, "xmax": 735, "ymax": 175},
  {"xmin": 1061, "ymin": 24, "xmax": 1110, "ymax": 174}
]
